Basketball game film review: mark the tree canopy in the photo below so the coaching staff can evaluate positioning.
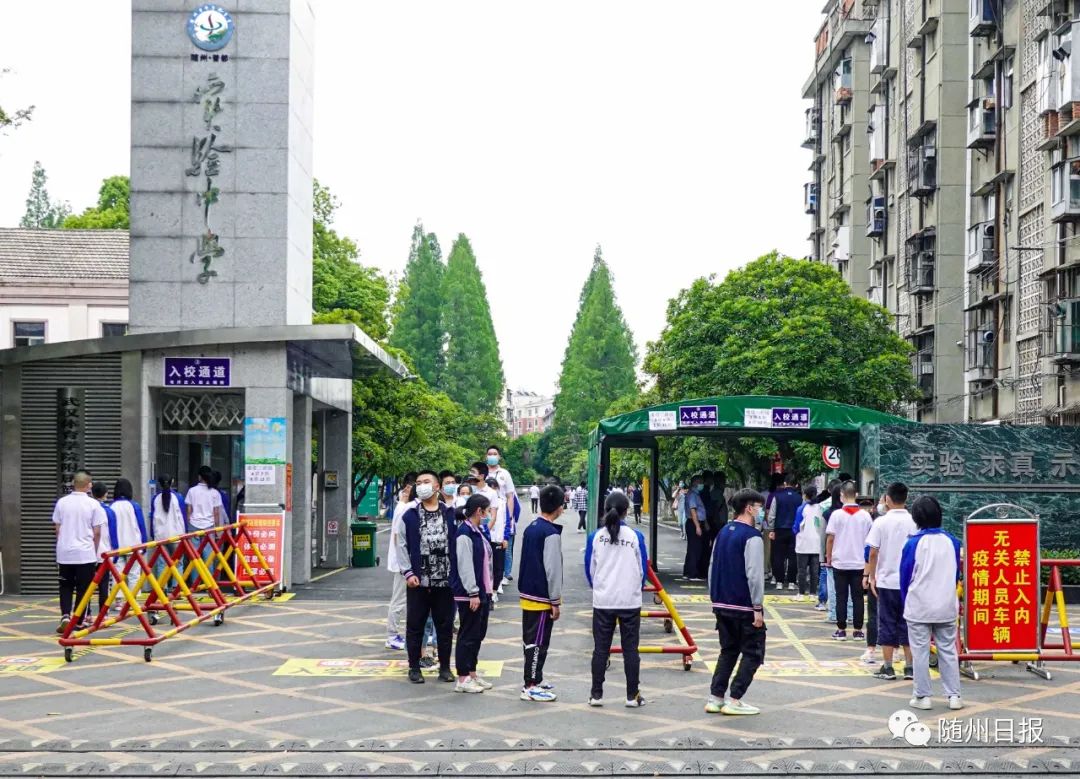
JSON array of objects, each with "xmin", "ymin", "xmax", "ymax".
[
  {"xmin": 0, "ymin": 69, "xmax": 33, "ymax": 135},
  {"xmin": 311, "ymin": 179, "xmax": 389, "ymax": 340},
  {"xmin": 546, "ymin": 246, "xmax": 638, "ymax": 480},
  {"xmin": 63, "ymin": 175, "xmax": 130, "ymax": 230},
  {"xmin": 389, "ymin": 224, "xmax": 446, "ymax": 384},
  {"xmin": 441, "ymin": 234, "xmax": 505, "ymax": 414},
  {"xmin": 644, "ymin": 252, "xmax": 918, "ymax": 410},
  {"xmin": 20, "ymin": 161, "xmax": 69, "ymax": 229}
]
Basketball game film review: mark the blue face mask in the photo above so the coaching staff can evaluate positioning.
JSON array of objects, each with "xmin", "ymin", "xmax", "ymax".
[
  {"xmin": 444, "ymin": 484, "xmax": 458, "ymax": 496},
  {"xmin": 694, "ymin": 484, "xmax": 704, "ymax": 493},
  {"xmin": 486, "ymin": 455, "xmax": 499, "ymax": 466}
]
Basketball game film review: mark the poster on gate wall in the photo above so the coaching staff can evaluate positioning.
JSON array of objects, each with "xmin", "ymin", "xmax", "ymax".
[
  {"xmin": 236, "ymin": 513, "xmax": 285, "ymax": 585},
  {"xmin": 963, "ymin": 510, "xmax": 1040, "ymax": 654}
]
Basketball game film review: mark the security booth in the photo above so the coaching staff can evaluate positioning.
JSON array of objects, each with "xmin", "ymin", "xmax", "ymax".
[
  {"xmin": 0, "ymin": 324, "xmax": 406, "ymax": 595},
  {"xmin": 586, "ymin": 395, "xmax": 916, "ymax": 565}
]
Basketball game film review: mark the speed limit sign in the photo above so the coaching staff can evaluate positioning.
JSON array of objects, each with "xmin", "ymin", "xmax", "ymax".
[{"xmin": 822, "ymin": 445, "xmax": 841, "ymax": 470}]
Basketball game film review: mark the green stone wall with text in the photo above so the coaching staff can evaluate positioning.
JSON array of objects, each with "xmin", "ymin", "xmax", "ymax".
[{"xmin": 862, "ymin": 424, "xmax": 1080, "ymax": 549}]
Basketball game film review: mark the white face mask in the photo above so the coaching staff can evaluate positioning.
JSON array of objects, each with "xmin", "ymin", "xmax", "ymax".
[
  {"xmin": 416, "ymin": 483, "xmax": 436, "ymax": 501},
  {"xmin": 877, "ymin": 503, "xmax": 887, "ymax": 515}
]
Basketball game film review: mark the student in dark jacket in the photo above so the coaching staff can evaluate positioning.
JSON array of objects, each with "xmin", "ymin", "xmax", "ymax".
[
  {"xmin": 451, "ymin": 494, "xmax": 495, "ymax": 694},
  {"xmin": 396, "ymin": 470, "xmax": 458, "ymax": 685},
  {"xmin": 768, "ymin": 474, "xmax": 802, "ymax": 591},
  {"xmin": 517, "ymin": 484, "xmax": 565, "ymax": 702},
  {"xmin": 706, "ymin": 488, "xmax": 767, "ymax": 716}
]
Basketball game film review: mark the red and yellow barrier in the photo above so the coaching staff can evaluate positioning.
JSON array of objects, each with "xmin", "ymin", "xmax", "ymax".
[
  {"xmin": 956, "ymin": 559, "xmax": 1079, "ymax": 680},
  {"xmin": 58, "ymin": 520, "xmax": 279, "ymax": 662},
  {"xmin": 609, "ymin": 563, "xmax": 698, "ymax": 670}
]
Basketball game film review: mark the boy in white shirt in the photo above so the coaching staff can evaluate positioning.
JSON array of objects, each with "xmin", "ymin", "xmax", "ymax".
[
  {"xmin": 385, "ymin": 473, "xmax": 417, "ymax": 650},
  {"xmin": 53, "ymin": 471, "xmax": 107, "ymax": 634},
  {"xmin": 867, "ymin": 481, "xmax": 918, "ymax": 681},
  {"xmin": 900, "ymin": 495, "xmax": 963, "ymax": 711},
  {"xmin": 825, "ymin": 481, "xmax": 872, "ymax": 641},
  {"xmin": 793, "ymin": 486, "xmax": 823, "ymax": 601}
]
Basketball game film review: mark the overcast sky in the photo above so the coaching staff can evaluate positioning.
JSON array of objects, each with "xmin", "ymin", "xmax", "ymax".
[{"xmin": 0, "ymin": 1, "xmax": 824, "ymax": 396}]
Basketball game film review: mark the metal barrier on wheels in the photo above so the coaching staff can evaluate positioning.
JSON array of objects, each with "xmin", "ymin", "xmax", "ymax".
[
  {"xmin": 609, "ymin": 562, "xmax": 698, "ymax": 670},
  {"xmin": 58, "ymin": 520, "xmax": 279, "ymax": 663}
]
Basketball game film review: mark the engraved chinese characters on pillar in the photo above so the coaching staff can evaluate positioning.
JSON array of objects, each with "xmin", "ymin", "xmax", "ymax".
[{"xmin": 187, "ymin": 72, "xmax": 231, "ymax": 283}]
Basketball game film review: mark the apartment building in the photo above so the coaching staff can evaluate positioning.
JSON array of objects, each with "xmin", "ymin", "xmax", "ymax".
[
  {"xmin": 805, "ymin": 0, "xmax": 976, "ymax": 423},
  {"xmin": 506, "ymin": 390, "xmax": 555, "ymax": 439},
  {"xmin": 962, "ymin": 0, "xmax": 1080, "ymax": 426}
]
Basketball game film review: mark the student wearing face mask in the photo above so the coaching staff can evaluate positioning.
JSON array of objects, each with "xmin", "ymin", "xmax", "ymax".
[
  {"xmin": 682, "ymin": 475, "xmax": 708, "ymax": 581},
  {"xmin": 485, "ymin": 477, "xmax": 510, "ymax": 605},
  {"xmin": 439, "ymin": 471, "xmax": 459, "ymax": 505},
  {"xmin": 397, "ymin": 470, "xmax": 458, "ymax": 684},
  {"xmin": 455, "ymin": 482, "xmax": 473, "ymax": 509}
]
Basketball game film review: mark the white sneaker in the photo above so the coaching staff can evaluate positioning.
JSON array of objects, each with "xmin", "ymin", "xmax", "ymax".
[
  {"xmin": 625, "ymin": 693, "xmax": 646, "ymax": 708},
  {"xmin": 787, "ymin": 583, "xmax": 797, "ymax": 591},
  {"xmin": 720, "ymin": 699, "xmax": 760, "ymax": 715},
  {"xmin": 860, "ymin": 649, "xmax": 878, "ymax": 665},
  {"xmin": 492, "ymin": 592, "xmax": 499, "ymax": 604},
  {"xmin": 909, "ymin": 696, "xmax": 932, "ymax": 710},
  {"xmin": 588, "ymin": 697, "xmax": 603, "ymax": 707},
  {"xmin": 948, "ymin": 695, "xmax": 964, "ymax": 710},
  {"xmin": 454, "ymin": 677, "xmax": 485, "ymax": 694},
  {"xmin": 473, "ymin": 675, "xmax": 493, "ymax": 690}
]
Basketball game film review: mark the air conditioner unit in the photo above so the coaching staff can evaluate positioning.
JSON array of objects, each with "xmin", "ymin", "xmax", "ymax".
[
  {"xmin": 981, "ymin": 222, "xmax": 995, "ymax": 241},
  {"xmin": 982, "ymin": 329, "xmax": 996, "ymax": 344}
]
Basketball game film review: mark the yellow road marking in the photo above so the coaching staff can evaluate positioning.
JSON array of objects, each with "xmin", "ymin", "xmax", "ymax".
[
  {"xmin": 273, "ymin": 658, "xmax": 504, "ymax": 678},
  {"xmin": 765, "ymin": 602, "xmax": 817, "ymax": 662}
]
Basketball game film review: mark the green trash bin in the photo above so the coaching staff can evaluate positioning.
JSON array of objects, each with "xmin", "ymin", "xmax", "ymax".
[{"xmin": 351, "ymin": 519, "xmax": 379, "ymax": 568}]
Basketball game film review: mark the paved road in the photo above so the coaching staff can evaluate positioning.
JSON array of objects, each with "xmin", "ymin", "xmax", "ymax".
[{"xmin": 0, "ymin": 513, "xmax": 1077, "ymax": 776}]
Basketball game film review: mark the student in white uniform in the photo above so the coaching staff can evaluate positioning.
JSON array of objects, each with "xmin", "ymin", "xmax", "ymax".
[
  {"xmin": 186, "ymin": 466, "xmax": 224, "ymax": 586},
  {"xmin": 149, "ymin": 474, "xmax": 187, "ymax": 585},
  {"xmin": 108, "ymin": 478, "xmax": 149, "ymax": 596},
  {"xmin": 53, "ymin": 470, "xmax": 108, "ymax": 634}
]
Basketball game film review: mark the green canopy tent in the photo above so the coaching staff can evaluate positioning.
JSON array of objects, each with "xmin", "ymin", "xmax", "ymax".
[{"xmin": 586, "ymin": 395, "xmax": 916, "ymax": 567}]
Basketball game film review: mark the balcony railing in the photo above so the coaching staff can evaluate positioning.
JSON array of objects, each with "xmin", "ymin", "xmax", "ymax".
[
  {"xmin": 966, "ymin": 221, "xmax": 996, "ymax": 272},
  {"xmin": 967, "ymin": 101, "xmax": 997, "ymax": 149},
  {"xmin": 969, "ymin": 0, "xmax": 997, "ymax": 37},
  {"xmin": 1052, "ymin": 162, "xmax": 1080, "ymax": 221},
  {"xmin": 803, "ymin": 108, "xmax": 820, "ymax": 149},
  {"xmin": 1052, "ymin": 297, "xmax": 1080, "ymax": 363}
]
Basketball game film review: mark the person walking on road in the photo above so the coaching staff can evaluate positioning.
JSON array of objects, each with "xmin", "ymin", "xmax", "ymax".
[
  {"xmin": 585, "ymin": 491, "xmax": 649, "ymax": 708},
  {"xmin": 573, "ymin": 481, "xmax": 589, "ymax": 533},
  {"xmin": 398, "ymin": 470, "xmax": 457, "ymax": 685},
  {"xmin": 384, "ymin": 475, "xmax": 417, "ymax": 651},
  {"xmin": 767, "ymin": 475, "xmax": 801, "ymax": 591},
  {"xmin": 108, "ymin": 478, "xmax": 149, "ymax": 595},
  {"xmin": 630, "ymin": 484, "xmax": 643, "ymax": 524},
  {"xmin": 792, "ymin": 485, "xmax": 823, "ymax": 602},
  {"xmin": 867, "ymin": 482, "xmax": 917, "ymax": 682},
  {"xmin": 673, "ymin": 482, "xmax": 687, "ymax": 540},
  {"xmin": 485, "ymin": 476, "xmax": 510, "ymax": 605},
  {"xmin": 91, "ymin": 481, "xmax": 117, "ymax": 621},
  {"xmin": 452, "ymin": 493, "xmax": 495, "ymax": 694},
  {"xmin": 517, "ymin": 484, "xmax": 565, "ymax": 702},
  {"xmin": 682, "ymin": 475, "xmax": 708, "ymax": 581},
  {"xmin": 900, "ymin": 495, "xmax": 963, "ymax": 711},
  {"xmin": 530, "ymin": 484, "xmax": 540, "ymax": 514},
  {"xmin": 705, "ymin": 489, "xmax": 767, "ymax": 716},
  {"xmin": 149, "ymin": 474, "xmax": 187, "ymax": 585},
  {"xmin": 825, "ymin": 481, "xmax": 872, "ymax": 641},
  {"xmin": 485, "ymin": 446, "xmax": 518, "ymax": 583},
  {"xmin": 54, "ymin": 470, "xmax": 108, "ymax": 634}
]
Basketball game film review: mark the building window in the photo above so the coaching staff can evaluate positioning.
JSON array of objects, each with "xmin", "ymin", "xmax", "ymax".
[
  {"xmin": 101, "ymin": 322, "xmax": 128, "ymax": 337},
  {"xmin": 13, "ymin": 321, "xmax": 45, "ymax": 347}
]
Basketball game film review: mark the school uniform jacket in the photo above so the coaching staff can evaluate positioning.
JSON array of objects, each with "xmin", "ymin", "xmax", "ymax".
[
  {"xmin": 397, "ymin": 501, "xmax": 458, "ymax": 584},
  {"xmin": 451, "ymin": 520, "xmax": 492, "ymax": 600},
  {"xmin": 517, "ymin": 517, "xmax": 564, "ymax": 608},
  {"xmin": 149, "ymin": 490, "xmax": 188, "ymax": 540},
  {"xmin": 584, "ymin": 522, "xmax": 648, "ymax": 610},
  {"xmin": 107, "ymin": 498, "xmax": 148, "ymax": 551}
]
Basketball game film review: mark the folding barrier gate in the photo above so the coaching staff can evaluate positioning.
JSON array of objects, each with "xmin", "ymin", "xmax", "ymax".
[
  {"xmin": 609, "ymin": 563, "xmax": 698, "ymax": 670},
  {"xmin": 957, "ymin": 559, "xmax": 1078, "ymax": 681},
  {"xmin": 58, "ymin": 520, "xmax": 279, "ymax": 662}
]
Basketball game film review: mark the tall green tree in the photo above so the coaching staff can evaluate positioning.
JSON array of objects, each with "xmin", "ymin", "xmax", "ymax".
[
  {"xmin": 63, "ymin": 175, "xmax": 130, "ymax": 229},
  {"xmin": 547, "ymin": 245, "xmax": 638, "ymax": 478},
  {"xmin": 389, "ymin": 223, "xmax": 445, "ymax": 384},
  {"xmin": 310, "ymin": 180, "xmax": 389, "ymax": 340},
  {"xmin": 441, "ymin": 234, "xmax": 505, "ymax": 413},
  {"xmin": 644, "ymin": 252, "xmax": 919, "ymax": 410},
  {"xmin": 19, "ymin": 161, "xmax": 69, "ymax": 228}
]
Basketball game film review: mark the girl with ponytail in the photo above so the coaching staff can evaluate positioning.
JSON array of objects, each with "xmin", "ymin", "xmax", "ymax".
[{"xmin": 584, "ymin": 490, "xmax": 649, "ymax": 708}]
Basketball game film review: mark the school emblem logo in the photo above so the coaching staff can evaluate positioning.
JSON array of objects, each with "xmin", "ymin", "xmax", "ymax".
[{"xmin": 187, "ymin": 5, "xmax": 234, "ymax": 51}]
